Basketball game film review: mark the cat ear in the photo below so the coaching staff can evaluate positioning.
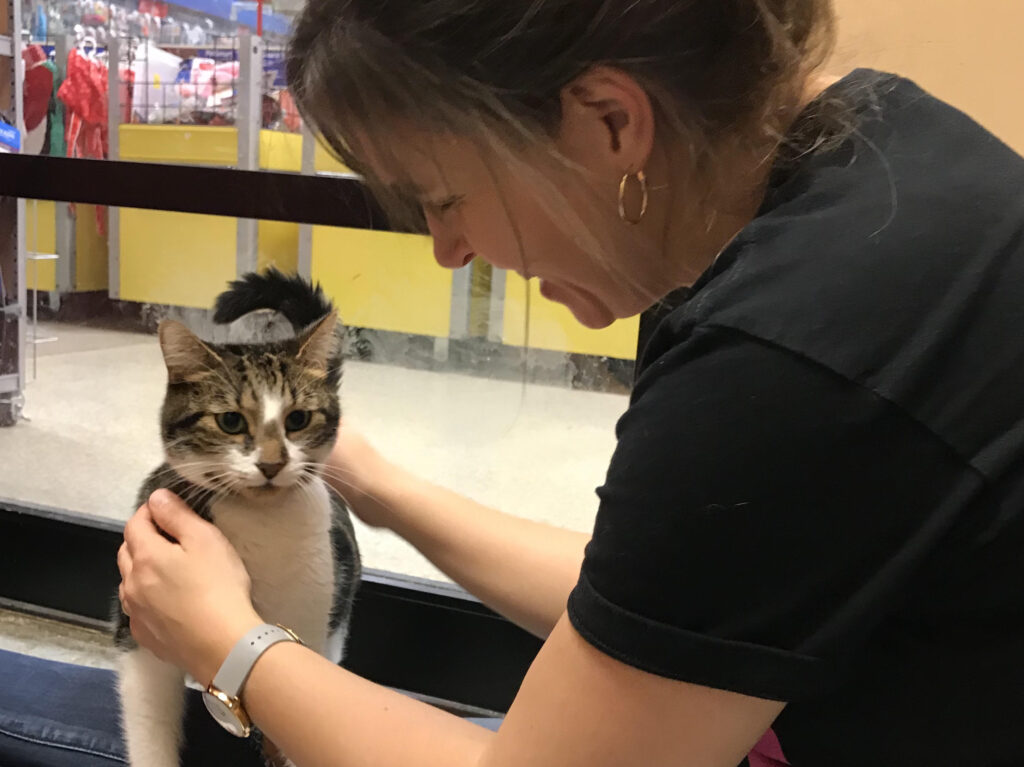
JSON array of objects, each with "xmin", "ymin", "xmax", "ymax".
[
  {"xmin": 296, "ymin": 312, "xmax": 341, "ymax": 371},
  {"xmin": 158, "ymin": 320, "xmax": 224, "ymax": 384}
]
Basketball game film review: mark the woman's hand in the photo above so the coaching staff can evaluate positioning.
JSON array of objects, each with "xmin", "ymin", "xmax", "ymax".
[
  {"xmin": 326, "ymin": 425, "xmax": 401, "ymax": 529},
  {"xmin": 118, "ymin": 490, "xmax": 263, "ymax": 684}
]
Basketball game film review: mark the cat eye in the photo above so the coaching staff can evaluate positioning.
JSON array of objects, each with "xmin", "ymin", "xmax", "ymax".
[
  {"xmin": 215, "ymin": 411, "xmax": 248, "ymax": 435},
  {"xmin": 285, "ymin": 409, "xmax": 312, "ymax": 431}
]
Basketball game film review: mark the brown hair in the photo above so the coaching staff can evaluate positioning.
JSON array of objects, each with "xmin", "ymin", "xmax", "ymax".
[{"xmin": 286, "ymin": 0, "xmax": 837, "ymax": 234}]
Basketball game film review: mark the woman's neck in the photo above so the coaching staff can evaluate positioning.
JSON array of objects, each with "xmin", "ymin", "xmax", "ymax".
[{"xmin": 656, "ymin": 72, "xmax": 842, "ymax": 290}]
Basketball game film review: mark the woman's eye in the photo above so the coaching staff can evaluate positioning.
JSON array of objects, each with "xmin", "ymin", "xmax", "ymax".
[
  {"xmin": 427, "ymin": 195, "xmax": 464, "ymax": 215},
  {"xmin": 215, "ymin": 411, "xmax": 248, "ymax": 435},
  {"xmin": 285, "ymin": 410, "xmax": 312, "ymax": 431}
]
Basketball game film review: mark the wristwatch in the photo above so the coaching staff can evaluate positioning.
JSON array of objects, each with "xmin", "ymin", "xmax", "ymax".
[{"xmin": 203, "ymin": 623, "xmax": 303, "ymax": 737}]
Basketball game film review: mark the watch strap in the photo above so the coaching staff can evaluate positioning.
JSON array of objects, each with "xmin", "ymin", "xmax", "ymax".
[{"xmin": 212, "ymin": 623, "xmax": 300, "ymax": 698}]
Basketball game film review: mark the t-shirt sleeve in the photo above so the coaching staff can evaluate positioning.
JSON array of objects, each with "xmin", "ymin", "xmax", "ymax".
[{"xmin": 567, "ymin": 326, "xmax": 980, "ymax": 702}]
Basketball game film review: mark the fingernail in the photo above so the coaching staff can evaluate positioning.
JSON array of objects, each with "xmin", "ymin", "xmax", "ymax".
[{"xmin": 150, "ymin": 489, "xmax": 173, "ymax": 508}]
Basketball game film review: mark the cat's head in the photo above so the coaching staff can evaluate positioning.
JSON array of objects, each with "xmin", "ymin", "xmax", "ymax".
[{"xmin": 156, "ymin": 314, "xmax": 342, "ymax": 498}]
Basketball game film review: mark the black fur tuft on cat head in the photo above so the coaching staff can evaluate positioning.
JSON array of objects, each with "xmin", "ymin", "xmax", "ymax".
[{"xmin": 214, "ymin": 268, "xmax": 334, "ymax": 331}]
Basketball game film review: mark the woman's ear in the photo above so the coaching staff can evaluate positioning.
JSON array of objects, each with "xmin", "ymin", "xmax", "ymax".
[{"xmin": 558, "ymin": 66, "xmax": 656, "ymax": 176}]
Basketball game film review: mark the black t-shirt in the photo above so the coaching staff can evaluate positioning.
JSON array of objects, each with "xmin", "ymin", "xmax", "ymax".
[{"xmin": 567, "ymin": 69, "xmax": 1024, "ymax": 766}]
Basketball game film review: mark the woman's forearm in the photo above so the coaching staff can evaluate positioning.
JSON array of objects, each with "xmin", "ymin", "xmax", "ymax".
[
  {"xmin": 242, "ymin": 641, "xmax": 493, "ymax": 767},
  {"xmin": 336, "ymin": 459, "xmax": 589, "ymax": 639}
]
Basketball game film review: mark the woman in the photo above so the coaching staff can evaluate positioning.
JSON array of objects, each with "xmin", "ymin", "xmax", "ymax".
[{"xmin": 8, "ymin": 1, "xmax": 1024, "ymax": 765}]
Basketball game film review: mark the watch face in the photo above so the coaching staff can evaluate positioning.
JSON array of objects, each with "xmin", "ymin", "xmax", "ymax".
[{"xmin": 203, "ymin": 691, "xmax": 249, "ymax": 737}]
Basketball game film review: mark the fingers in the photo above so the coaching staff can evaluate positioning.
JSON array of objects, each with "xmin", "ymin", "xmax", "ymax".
[
  {"xmin": 147, "ymin": 489, "xmax": 208, "ymax": 547},
  {"xmin": 124, "ymin": 489, "xmax": 201, "ymax": 554},
  {"xmin": 117, "ymin": 541, "xmax": 132, "ymax": 612},
  {"xmin": 117, "ymin": 541, "xmax": 132, "ymax": 578},
  {"xmin": 122, "ymin": 502, "xmax": 153, "ymax": 555}
]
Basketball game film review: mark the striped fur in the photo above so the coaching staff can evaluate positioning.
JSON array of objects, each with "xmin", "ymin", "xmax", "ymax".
[{"xmin": 115, "ymin": 273, "xmax": 360, "ymax": 767}]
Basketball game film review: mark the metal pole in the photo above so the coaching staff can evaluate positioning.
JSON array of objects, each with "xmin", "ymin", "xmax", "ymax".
[
  {"xmin": 31, "ymin": 254, "xmax": 37, "ymax": 379},
  {"xmin": 487, "ymin": 268, "xmax": 507, "ymax": 343},
  {"xmin": 107, "ymin": 36, "xmax": 121, "ymax": 298},
  {"xmin": 13, "ymin": 0, "xmax": 27, "ymax": 402},
  {"xmin": 53, "ymin": 34, "xmax": 75, "ymax": 294},
  {"xmin": 235, "ymin": 31, "xmax": 262, "ymax": 277},
  {"xmin": 297, "ymin": 119, "xmax": 316, "ymax": 279}
]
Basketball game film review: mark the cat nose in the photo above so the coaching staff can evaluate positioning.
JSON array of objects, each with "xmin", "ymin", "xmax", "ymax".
[{"xmin": 258, "ymin": 462, "xmax": 286, "ymax": 480}]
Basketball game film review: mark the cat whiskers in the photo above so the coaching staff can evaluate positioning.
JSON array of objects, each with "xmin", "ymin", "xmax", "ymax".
[
  {"xmin": 149, "ymin": 462, "xmax": 236, "ymax": 491},
  {"xmin": 295, "ymin": 461, "xmax": 392, "ymax": 511}
]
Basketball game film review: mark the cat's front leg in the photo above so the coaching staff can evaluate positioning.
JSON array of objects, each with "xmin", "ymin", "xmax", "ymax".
[
  {"xmin": 263, "ymin": 736, "xmax": 299, "ymax": 767},
  {"xmin": 118, "ymin": 648, "xmax": 186, "ymax": 767}
]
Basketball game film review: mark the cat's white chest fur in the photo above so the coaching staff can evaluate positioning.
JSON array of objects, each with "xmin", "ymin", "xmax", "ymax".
[
  {"xmin": 118, "ymin": 480, "xmax": 341, "ymax": 767},
  {"xmin": 210, "ymin": 479, "xmax": 336, "ymax": 654}
]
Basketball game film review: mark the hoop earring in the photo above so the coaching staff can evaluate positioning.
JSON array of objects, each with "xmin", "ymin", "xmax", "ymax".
[{"xmin": 617, "ymin": 169, "xmax": 649, "ymax": 225}]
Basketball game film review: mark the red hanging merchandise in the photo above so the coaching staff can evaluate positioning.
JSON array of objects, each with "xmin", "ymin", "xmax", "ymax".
[
  {"xmin": 58, "ymin": 49, "xmax": 135, "ymax": 236},
  {"xmin": 22, "ymin": 45, "xmax": 53, "ymax": 134}
]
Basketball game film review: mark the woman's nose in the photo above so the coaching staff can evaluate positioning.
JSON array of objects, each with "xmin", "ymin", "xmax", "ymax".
[
  {"xmin": 428, "ymin": 218, "xmax": 475, "ymax": 270},
  {"xmin": 434, "ymin": 245, "xmax": 475, "ymax": 270}
]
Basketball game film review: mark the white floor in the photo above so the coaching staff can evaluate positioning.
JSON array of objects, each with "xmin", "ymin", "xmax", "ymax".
[{"xmin": 0, "ymin": 322, "xmax": 628, "ymax": 583}]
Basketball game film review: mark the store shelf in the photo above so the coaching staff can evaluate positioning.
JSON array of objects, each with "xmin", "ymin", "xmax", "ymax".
[
  {"xmin": 0, "ymin": 35, "xmax": 12, "ymax": 58},
  {"xmin": 0, "ymin": 374, "xmax": 18, "ymax": 394}
]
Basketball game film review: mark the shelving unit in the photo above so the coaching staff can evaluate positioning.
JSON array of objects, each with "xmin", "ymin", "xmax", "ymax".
[{"xmin": 0, "ymin": 0, "xmax": 25, "ymax": 426}]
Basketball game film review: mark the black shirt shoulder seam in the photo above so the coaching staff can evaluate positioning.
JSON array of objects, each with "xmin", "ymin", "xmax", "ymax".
[{"xmin": 695, "ymin": 322, "xmax": 988, "ymax": 484}]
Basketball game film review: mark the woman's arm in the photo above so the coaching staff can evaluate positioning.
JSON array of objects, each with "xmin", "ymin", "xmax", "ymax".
[
  {"xmin": 241, "ymin": 641, "xmax": 492, "ymax": 767},
  {"xmin": 240, "ymin": 614, "xmax": 784, "ymax": 767},
  {"xmin": 329, "ymin": 430, "xmax": 589, "ymax": 638},
  {"xmin": 120, "ymin": 491, "xmax": 785, "ymax": 767}
]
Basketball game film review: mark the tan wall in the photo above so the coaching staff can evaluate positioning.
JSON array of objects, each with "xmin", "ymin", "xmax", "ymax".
[{"xmin": 831, "ymin": 0, "xmax": 1024, "ymax": 154}]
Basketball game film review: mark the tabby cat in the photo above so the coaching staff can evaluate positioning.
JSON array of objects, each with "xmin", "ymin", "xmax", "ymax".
[{"xmin": 114, "ymin": 270, "xmax": 361, "ymax": 767}]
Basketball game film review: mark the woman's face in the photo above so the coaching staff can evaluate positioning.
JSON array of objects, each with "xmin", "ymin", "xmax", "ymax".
[
  {"xmin": 362, "ymin": 130, "xmax": 665, "ymax": 330},
  {"xmin": 352, "ymin": 68, "xmax": 813, "ymax": 330}
]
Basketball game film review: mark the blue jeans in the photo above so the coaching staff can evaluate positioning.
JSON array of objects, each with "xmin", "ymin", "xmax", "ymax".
[{"xmin": 0, "ymin": 648, "xmax": 502, "ymax": 766}]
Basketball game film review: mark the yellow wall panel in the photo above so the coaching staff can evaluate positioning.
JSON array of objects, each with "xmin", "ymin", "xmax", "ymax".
[
  {"xmin": 257, "ymin": 131, "xmax": 302, "ymax": 272},
  {"xmin": 314, "ymin": 139, "xmax": 352, "ymax": 175},
  {"xmin": 117, "ymin": 126, "xmax": 237, "ymax": 305},
  {"xmin": 24, "ymin": 200, "xmax": 57, "ymax": 291},
  {"xmin": 260, "ymin": 130, "xmax": 303, "ymax": 172},
  {"xmin": 75, "ymin": 205, "xmax": 109, "ymax": 291},
  {"xmin": 503, "ymin": 273, "xmax": 639, "ymax": 360},
  {"xmin": 25, "ymin": 258, "xmax": 56, "ymax": 292},
  {"xmin": 119, "ymin": 125, "xmax": 238, "ymax": 166},
  {"xmin": 312, "ymin": 227, "xmax": 450, "ymax": 337},
  {"xmin": 119, "ymin": 209, "xmax": 236, "ymax": 308},
  {"xmin": 258, "ymin": 220, "xmax": 299, "ymax": 274}
]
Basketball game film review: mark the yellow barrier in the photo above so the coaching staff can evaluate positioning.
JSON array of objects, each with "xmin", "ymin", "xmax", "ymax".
[
  {"xmin": 314, "ymin": 139, "xmax": 351, "ymax": 175},
  {"xmin": 117, "ymin": 126, "xmax": 302, "ymax": 306},
  {"xmin": 112, "ymin": 126, "xmax": 632, "ymax": 359},
  {"xmin": 24, "ymin": 199, "xmax": 109, "ymax": 293},
  {"xmin": 24, "ymin": 200, "xmax": 57, "ymax": 292},
  {"xmin": 75, "ymin": 205, "xmax": 109, "ymax": 291},
  {"xmin": 257, "ymin": 131, "xmax": 301, "ymax": 275},
  {"xmin": 118, "ymin": 125, "xmax": 238, "ymax": 165},
  {"xmin": 503, "ymin": 273, "xmax": 639, "ymax": 360},
  {"xmin": 117, "ymin": 124, "xmax": 237, "ymax": 307},
  {"xmin": 312, "ymin": 227, "xmax": 451, "ymax": 338}
]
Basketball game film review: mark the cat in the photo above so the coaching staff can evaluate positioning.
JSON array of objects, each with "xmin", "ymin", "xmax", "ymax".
[{"xmin": 114, "ymin": 269, "xmax": 361, "ymax": 767}]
